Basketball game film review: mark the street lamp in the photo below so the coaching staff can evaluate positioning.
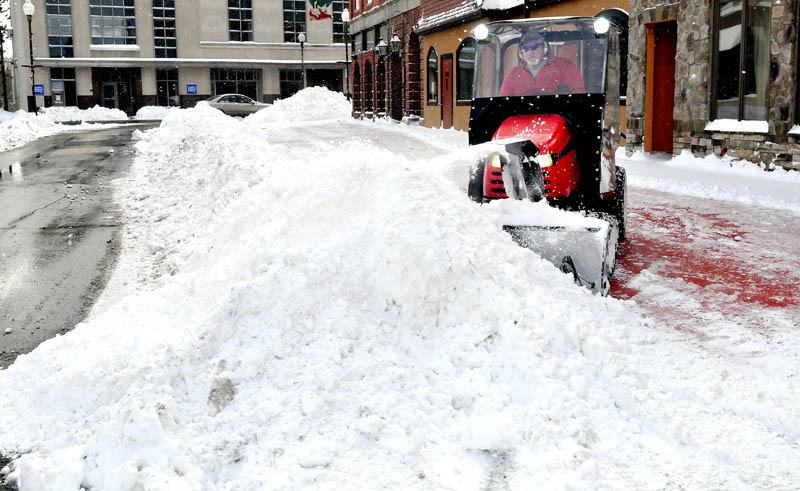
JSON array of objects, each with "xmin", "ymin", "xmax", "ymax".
[
  {"xmin": 298, "ymin": 32, "xmax": 306, "ymax": 89},
  {"xmin": 22, "ymin": 0, "xmax": 36, "ymax": 113},
  {"xmin": 375, "ymin": 39, "xmax": 389, "ymax": 57},
  {"xmin": 341, "ymin": 8, "xmax": 351, "ymax": 100}
]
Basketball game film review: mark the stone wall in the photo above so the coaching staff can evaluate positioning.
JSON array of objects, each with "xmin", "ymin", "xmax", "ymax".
[{"xmin": 626, "ymin": 0, "xmax": 800, "ymax": 171}]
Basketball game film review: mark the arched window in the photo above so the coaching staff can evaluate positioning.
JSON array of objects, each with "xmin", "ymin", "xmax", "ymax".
[
  {"xmin": 456, "ymin": 38, "xmax": 476, "ymax": 104},
  {"xmin": 427, "ymin": 47, "xmax": 438, "ymax": 105}
]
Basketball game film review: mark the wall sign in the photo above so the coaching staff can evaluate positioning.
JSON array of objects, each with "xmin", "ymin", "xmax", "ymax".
[
  {"xmin": 33, "ymin": 84, "xmax": 45, "ymax": 95},
  {"xmin": 186, "ymin": 84, "xmax": 197, "ymax": 95}
]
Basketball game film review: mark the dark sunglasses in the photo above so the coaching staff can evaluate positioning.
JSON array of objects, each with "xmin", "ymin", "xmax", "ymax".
[{"xmin": 521, "ymin": 43, "xmax": 544, "ymax": 51}]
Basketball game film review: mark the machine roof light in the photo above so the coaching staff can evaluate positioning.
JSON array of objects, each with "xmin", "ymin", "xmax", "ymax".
[
  {"xmin": 594, "ymin": 17, "xmax": 610, "ymax": 35},
  {"xmin": 474, "ymin": 24, "xmax": 489, "ymax": 41}
]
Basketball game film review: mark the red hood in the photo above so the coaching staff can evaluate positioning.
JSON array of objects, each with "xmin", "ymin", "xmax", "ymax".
[{"xmin": 492, "ymin": 114, "xmax": 571, "ymax": 154}]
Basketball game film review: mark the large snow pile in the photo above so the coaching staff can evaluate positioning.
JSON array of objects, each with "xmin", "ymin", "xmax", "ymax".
[
  {"xmin": 0, "ymin": 110, "xmax": 62, "ymax": 152},
  {"xmin": 0, "ymin": 100, "xmax": 664, "ymax": 490},
  {"xmin": 245, "ymin": 86, "xmax": 351, "ymax": 124},
  {"xmin": 3, "ymin": 92, "xmax": 800, "ymax": 490},
  {"xmin": 134, "ymin": 105, "xmax": 174, "ymax": 120},
  {"xmin": 40, "ymin": 104, "xmax": 128, "ymax": 122}
]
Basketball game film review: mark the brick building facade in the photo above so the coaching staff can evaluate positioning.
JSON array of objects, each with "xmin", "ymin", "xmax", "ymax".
[{"xmin": 348, "ymin": 0, "xmax": 422, "ymax": 121}]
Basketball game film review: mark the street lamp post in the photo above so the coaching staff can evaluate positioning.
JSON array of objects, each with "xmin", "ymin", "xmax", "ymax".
[
  {"xmin": 390, "ymin": 31, "xmax": 404, "ymax": 120},
  {"xmin": 341, "ymin": 8, "xmax": 350, "ymax": 100},
  {"xmin": 0, "ymin": 26, "xmax": 10, "ymax": 111},
  {"xmin": 22, "ymin": 0, "xmax": 37, "ymax": 113},
  {"xmin": 298, "ymin": 32, "xmax": 306, "ymax": 89}
]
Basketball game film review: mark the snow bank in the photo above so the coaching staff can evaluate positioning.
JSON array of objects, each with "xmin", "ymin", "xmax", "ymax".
[
  {"xmin": 619, "ymin": 148, "xmax": 800, "ymax": 213},
  {"xmin": 0, "ymin": 99, "xmax": 656, "ymax": 490},
  {"xmin": 40, "ymin": 105, "xmax": 128, "ymax": 122},
  {"xmin": 0, "ymin": 111, "xmax": 62, "ymax": 152},
  {"xmin": 0, "ymin": 109, "xmax": 16, "ymax": 122},
  {"xmin": 244, "ymin": 86, "xmax": 351, "ymax": 124},
  {"xmin": 134, "ymin": 105, "xmax": 174, "ymax": 120}
]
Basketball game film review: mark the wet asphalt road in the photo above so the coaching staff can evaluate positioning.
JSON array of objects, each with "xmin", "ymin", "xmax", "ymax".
[{"xmin": 0, "ymin": 125, "xmax": 152, "ymax": 369}]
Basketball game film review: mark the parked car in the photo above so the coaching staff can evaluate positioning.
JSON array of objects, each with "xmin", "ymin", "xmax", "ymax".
[{"xmin": 206, "ymin": 94, "xmax": 270, "ymax": 116}]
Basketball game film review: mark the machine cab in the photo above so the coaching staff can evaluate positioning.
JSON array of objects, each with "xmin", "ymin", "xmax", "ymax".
[{"xmin": 469, "ymin": 17, "xmax": 622, "ymax": 201}]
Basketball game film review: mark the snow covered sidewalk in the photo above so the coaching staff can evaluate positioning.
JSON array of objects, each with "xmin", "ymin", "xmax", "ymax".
[{"xmin": 1, "ymin": 88, "xmax": 800, "ymax": 490}]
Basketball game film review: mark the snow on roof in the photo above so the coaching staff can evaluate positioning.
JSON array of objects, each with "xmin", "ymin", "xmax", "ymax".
[
  {"xmin": 481, "ymin": 0, "xmax": 525, "ymax": 9},
  {"xmin": 415, "ymin": 1, "xmax": 482, "ymax": 33}
]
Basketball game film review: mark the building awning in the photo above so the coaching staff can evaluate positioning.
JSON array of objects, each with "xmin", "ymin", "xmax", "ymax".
[{"xmin": 35, "ymin": 58, "xmax": 346, "ymax": 70}]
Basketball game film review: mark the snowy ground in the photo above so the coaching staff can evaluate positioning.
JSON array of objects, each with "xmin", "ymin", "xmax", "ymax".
[{"xmin": 1, "ymin": 88, "xmax": 799, "ymax": 490}]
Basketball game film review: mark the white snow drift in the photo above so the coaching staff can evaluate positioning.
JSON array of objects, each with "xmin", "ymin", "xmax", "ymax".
[{"xmin": 1, "ymin": 88, "xmax": 799, "ymax": 491}]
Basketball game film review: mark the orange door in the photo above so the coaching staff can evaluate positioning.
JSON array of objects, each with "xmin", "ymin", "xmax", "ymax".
[
  {"xmin": 647, "ymin": 21, "xmax": 677, "ymax": 153},
  {"xmin": 441, "ymin": 54, "xmax": 453, "ymax": 129}
]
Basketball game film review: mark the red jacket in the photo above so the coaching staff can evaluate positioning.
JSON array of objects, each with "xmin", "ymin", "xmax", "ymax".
[{"xmin": 499, "ymin": 57, "xmax": 586, "ymax": 96}]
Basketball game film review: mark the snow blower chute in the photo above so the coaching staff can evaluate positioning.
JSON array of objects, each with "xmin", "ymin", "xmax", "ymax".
[{"xmin": 467, "ymin": 17, "xmax": 627, "ymax": 295}]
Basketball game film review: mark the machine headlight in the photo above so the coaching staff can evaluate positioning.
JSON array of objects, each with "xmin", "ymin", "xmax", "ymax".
[
  {"xmin": 534, "ymin": 153, "xmax": 554, "ymax": 168},
  {"xmin": 474, "ymin": 24, "xmax": 489, "ymax": 41},
  {"xmin": 488, "ymin": 152, "xmax": 503, "ymax": 168}
]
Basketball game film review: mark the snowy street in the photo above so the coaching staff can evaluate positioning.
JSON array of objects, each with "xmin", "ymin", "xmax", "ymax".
[{"xmin": 1, "ymin": 89, "xmax": 800, "ymax": 490}]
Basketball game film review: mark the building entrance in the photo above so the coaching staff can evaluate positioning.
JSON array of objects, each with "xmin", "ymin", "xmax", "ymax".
[
  {"xmin": 101, "ymin": 82, "xmax": 132, "ymax": 113},
  {"xmin": 92, "ymin": 68, "xmax": 140, "ymax": 115}
]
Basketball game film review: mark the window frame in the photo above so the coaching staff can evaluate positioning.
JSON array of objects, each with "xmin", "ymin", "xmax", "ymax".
[
  {"xmin": 427, "ymin": 47, "xmax": 439, "ymax": 105},
  {"xmin": 456, "ymin": 37, "xmax": 476, "ymax": 105},
  {"xmin": 283, "ymin": 0, "xmax": 306, "ymax": 43},
  {"xmin": 45, "ymin": 0, "xmax": 74, "ymax": 58},
  {"xmin": 50, "ymin": 67, "xmax": 77, "ymax": 106},
  {"xmin": 228, "ymin": 0, "xmax": 253, "ymax": 42},
  {"xmin": 710, "ymin": 0, "xmax": 771, "ymax": 121},
  {"xmin": 156, "ymin": 68, "xmax": 179, "ymax": 107},
  {"xmin": 279, "ymin": 69, "xmax": 304, "ymax": 98},
  {"xmin": 153, "ymin": 0, "xmax": 177, "ymax": 58},
  {"xmin": 89, "ymin": 0, "xmax": 137, "ymax": 46},
  {"xmin": 332, "ymin": 0, "xmax": 347, "ymax": 44}
]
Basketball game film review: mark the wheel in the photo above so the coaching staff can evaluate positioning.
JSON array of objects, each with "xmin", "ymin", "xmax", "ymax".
[
  {"xmin": 612, "ymin": 167, "xmax": 627, "ymax": 242},
  {"xmin": 468, "ymin": 161, "xmax": 486, "ymax": 203}
]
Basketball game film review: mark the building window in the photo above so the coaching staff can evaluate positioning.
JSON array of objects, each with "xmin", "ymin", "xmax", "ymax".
[
  {"xmin": 46, "ymin": 0, "xmax": 73, "ymax": 58},
  {"xmin": 332, "ymin": 0, "xmax": 347, "ymax": 44},
  {"xmin": 361, "ymin": 31, "xmax": 367, "ymax": 52},
  {"xmin": 228, "ymin": 0, "xmax": 253, "ymax": 42},
  {"xmin": 427, "ymin": 47, "xmax": 438, "ymax": 105},
  {"xmin": 211, "ymin": 68, "xmax": 262, "ymax": 101},
  {"xmin": 283, "ymin": 0, "xmax": 306, "ymax": 43},
  {"xmin": 153, "ymin": 0, "xmax": 177, "ymax": 58},
  {"xmin": 712, "ymin": 0, "xmax": 771, "ymax": 121},
  {"xmin": 456, "ymin": 38, "xmax": 476, "ymax": 103},
  {"xmin": 89, "ymin": 0, "xmax": 137, "ymax": 46},
  {"xmin": 156, "ymin": 68, "xmax": 179, "ymax": 106},
  {"xmin": 279, "ymin": 69, "xmax": 303, "ymax": 98},
  {"xmin": 50, "ymin": 67, "xmax": 76, "ymax": 106},
  {"xmin": 355, "ymin": 0, "xmax": 360, "ymax": 11}
]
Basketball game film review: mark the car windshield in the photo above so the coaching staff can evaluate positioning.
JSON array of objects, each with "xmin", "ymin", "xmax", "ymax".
[{"xmin": 474, "ymin": 18, "xmax": 608, "ymax": 98}]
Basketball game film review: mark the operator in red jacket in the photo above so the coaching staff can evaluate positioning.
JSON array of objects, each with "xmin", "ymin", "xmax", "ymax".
[{"xmin": 499, "ymin": 31, "xmax": 586, "ymax": 96}]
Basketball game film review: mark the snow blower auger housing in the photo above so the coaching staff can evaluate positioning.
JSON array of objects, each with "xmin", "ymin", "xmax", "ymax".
[{"xmin": 468, "ymin": 17, "xmax": 627, "ymax": 295}]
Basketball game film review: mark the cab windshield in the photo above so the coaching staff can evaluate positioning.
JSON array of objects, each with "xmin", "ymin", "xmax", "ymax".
[{"xmin": 474, "ymin": 18, "xmax": 608, "ymax": 98}]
